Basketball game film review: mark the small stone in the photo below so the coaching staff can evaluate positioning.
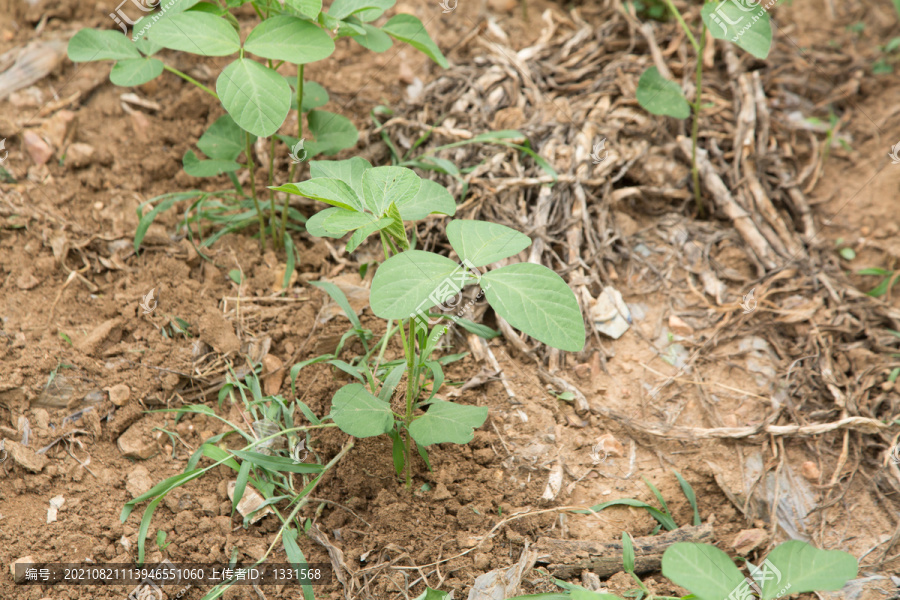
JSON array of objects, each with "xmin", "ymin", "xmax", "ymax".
[
  {"xmin": 573, "ymin": 363, "xmax": 591, "ymax": 380},
  {"xmin": 66, "ymin": 143, "xmax": 95, "ymax": 168},
  {"xmin": 433, "ymin": 483, "xmax": 453, "ymax": 501},
  {"xmin": 11, "ymin": 556, "xmax": 36, "ymax": 583},
  {"xmin": 473, "ymin": 553, "xmax": 490, "ymax": 571},
  {"xmin": 261, "ymin": 354, "xmax": 285, "ymax": 396},
  {"xmin": 732, "ymin": 528, "xmax": 768, "ymax": 555},
  {"xmin": 23, "ymin": 130, "xmax": 52, "ymax": 165},
  {"xmin": 31, "ymin": 408, "xmax": 50, "ymax": 431},
  {"xmin": 76, "ymin": 318, "xmax": 124, "ymax": 357},
  {"xmin": 6, "ymin": 440, "xmax": 47, "ymax": 472},
  {"xmin": 668, "ymin": 315, "xmax": 693, "ymax": 337},
  {"xmin": 106, "ymin": 384, "xmax": 130, "ymax": 407},
  {"xmin": 117, "ymin": 421, "xmax": 162, "ymax": 460},
  {"xmin": 800, "ymin": 461, "xmax": 820, "ymax": 481},
  {"xmin": 39, "ymin": 110, "xmax": 75, "ymax": 148},
  {"xmin": 15, "ymin": 269, "xmax": 40, "ymax": 290},
  {"xmin": 126, "ymin": 465, "xmax": 154, "ymax": 499},
  {"xmin": 595, "ymin": 433, "xmax": 625, "ymax": 458}
]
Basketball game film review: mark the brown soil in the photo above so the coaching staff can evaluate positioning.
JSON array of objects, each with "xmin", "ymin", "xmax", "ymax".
[{"xmin": 1, "ymin": 0, "xmax": 899, "ymax": 599}]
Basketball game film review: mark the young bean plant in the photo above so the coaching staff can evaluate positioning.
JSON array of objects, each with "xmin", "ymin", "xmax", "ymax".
[
  {"xmin": 635, "ymin": 0, "xmax": 773, "ymax": 214},
  {"xmin": 67, "ymin": 0, "xmax": 447, "ymax": 252},
  {"xmin": 274, "ymin": 160, "xmax": 586, "ymax": 486}
]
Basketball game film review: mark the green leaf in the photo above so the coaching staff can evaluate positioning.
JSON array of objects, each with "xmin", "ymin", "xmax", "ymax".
[
  {"xmin": 758, "ymin": 541, "xmax": 858, "ymax": 599},
  {"xmin": 244, "ymin": 16, "xmax": 335, "ymax": 64},
  {"xmin": 328, "ymin": 0, "xmax": 395, "ymax": 21},
  {"xmin": 572, "ymin": 498, "xmax": 677, "ymax": 530},
  {"xmin": 282, "ymin": 528, "xmax": 316, "ymax": 600},
  {"xmin": 673, "ymin": 470, "xmax": 701, "ymax": 526},
  {"xmin": 345, "ymin": 216, "xmax": 393, "ymax": 252},
  {"xmin": 217, "ymin": 58, "xmax": 291, "ymax": 137},
  {"xmin": 330, "ymin": 383, "xmax": 394, "ymax": 437},
  {"xmin": 305, "ymin": 110, "xmax": 359, "ymax": 156},
  {"xmin": 408, "ymin": 400, "xmax": 488, "ymax": 446},
  {"xmin": 68, "ymin": 29, "xmax": 141, "ymax": 62},
  {"xmin": 622, "ymin": 532, "xmax": 635, "ymax": 574},
  {"xmin": 351, "ymin": 23, "xmax": 393, "ymax": 53},
  {"xmin": 383, "ymin": 202, "xmax": 410, "ymax": 250},
  {"xmin": 382, "ymin": 14, "xmax": 448, "ymax": 67},
  {"xmin": 636, "ymin": 67, "xmax": 690, "ymax": 119},
  {"xmin": 110, "ymin": 57, "xmax": 164, "ymax": 86},
  {"xmin": 134, "ymin": 192, "xmax": 199, "ymax": 252},
  {"xmin": 182, "ymin": 150, "xmax": 241, "ymax": 177},
  {"xmin": 146, "ymin": 12, "xmax": 241, "ymax": 56},
  {"xmin": 446, "ymin": 219, "xmax": 532, "ymax": 268},
  {"xmin": 481, "ymin": 263, "xmax": 585, "ymax": 352},
  {"xmin": 701, "ymin": 1, "xmax": 772, "ymax": 59},
  {"xmin": 324, "ymin": 209, "xmax": 382, "ymax": 233},
  {"xmin": 287, "ymin": 79, "xmax": 330, "ymax": 111},
  {"xmin": 388, "ymin": 429, "xmax": 405, "ymax": 475},
  {"xmin": 362, "ymin": 166, "xmax": 421, "ymax": 216},
  {"xmin": 229, "ymin": 450, "xmax": 324, "ymax": 473},
  {"xmin": 396, "ymin": 179, "xmax": 456, "ymax": 220},
  {"xmin": 370, "ymin": 250, "xmax": 464, "ymax": 319},
  {"xmin": 232, "ymin": 459, "xmax": 252, "ymax": 514},
  {"xmin": 284, "ymin": 0, "xmax": 322, "ymax": 18},
  {"xmin": 310, "ymin": 157, "xmax": 373, "ymax": 194},
  {"xmin": 272, "ymin": 178, "xmax": 363, "ymax": 211},
  {"xmin": 661, "ymin": 543, "xmax": 745, "ymax": 600},
  {"xmin": 310, "ymin": 280, "xmax": 362, "ymax": 329},
  {"xmin": 198, "ymin": 115, "xmax": 247, "ymax": 161}
]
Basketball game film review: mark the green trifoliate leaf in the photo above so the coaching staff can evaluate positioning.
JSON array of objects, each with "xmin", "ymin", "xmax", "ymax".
[
  {"xmin": 182, "ymin": 150, "xmax": 241, "ymax": 177},
  {"xmin": 382, "ymin": 202, "xmax": 409, "ymax": 250},
  {"xmin": 382, "ymin": 14, "xmax": 448, "ymax": 68},
  {"xmin": 661, "ymin": 543, "xmax": 746, "ymax": 600},
  {"xmin": 284, "ymin": 0, "xmax": 322, "ymax": 18},
  {"xmin": 636, "ymin": 67, "xmax": 690, "ymax": 119},
  {"xmin": 370, "ymin": 250, "xmax": 464, "ymax": 320},
  {"xmin": 350, "ymin": 23, "xmax": 393, "ymax": 53},
  {"xmin": 304, "ymin": 207, "xmax": 346, "ymax": 238},
  {"xmin": 757, "ymin": 541, "xmax": 857, "ymax": 599},
  {"xmin": 217, "ymin": 59, "xmax": 291, "ymax": 138},
  {"xmin": 272, "ymin": 179, "xmax": 363, "ymax": 212},
  {"xmin": 345, "ymin": 217, "xmax": 393, "ymax": 252},
  {"xmin": 324, "ymin": 209, "xmax": 380, "ymax": 233},
  {"xmin": 309, "ymin": 157, "xmax": 372, "ymax": 193},
  {"xmin": 330, "ymin": 383, "xmax": 393, "ymax": 438},
  {"xmin": 244, "ymin": 16, "xmax": 335, "ymax": 64},
  {"xmin": 395, "ymin": 179, "xmax": 456, "ymax": 220},
  {"xmin": 286, "ymin": 79, "xmax": 329, "ymax": 112},
  {"xmin": 701, "ymin": 1, "xmax": 772, "ymax": 59},
  {"xmin": 446, "ymin": 220, "xmax": 531, "ymax": 268},
  {"xmin": 328, "ymin": 0, "xmax": 395, "ymax": 21},
  {"xmin": 305, "ymin": 110, "xmax": 359, "ymax": 157},
  {"xmin": 408, "ymin": 400, "xmax": 488, "ymax": 446},
  {"xmin": 146, "ymin": 12, "xmax": 241, "ymax": 56},
  {"xmin": 362, "ymin": 166, "xmax": 421, "ymax": 216},
  {"xmin": 197, "ymin": 115, "xmax": 247, "ymax": 161},
  {"xmin": 68, "ymin": 29, "xmax": 141, "ymax": 62},
  {"xmin": 481, "ymin": 263, "xmax": 585, "ymax": 351},
  {"xmin": 109, "ymin": 57, "xmax": 164, "ymax": 86}
]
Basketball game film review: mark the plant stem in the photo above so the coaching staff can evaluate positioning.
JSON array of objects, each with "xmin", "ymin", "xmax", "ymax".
[
  {"xmin": 246, "ymin": 131, "xmax": 266, "ymax": 251},
  {"xmin": 281, "ymin": 64, "xmax": 304, "ymax": 250},
  {"xmin": 662, "ymin": 0, "xmax": 700, "ymax": 53},
  {"xmin": 398, "ymin": 317, "xmax": 417, "ymax": 489},
  {"xmin": 162, "ymin": 65, "xmax": 218, "ymax": 99},
  {"xmin": 691, "ymin": 23, "xmax": 707, "ymax": 216}
]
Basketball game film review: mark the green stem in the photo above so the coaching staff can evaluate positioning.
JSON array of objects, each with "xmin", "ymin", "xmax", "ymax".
[
  {"xmin": 398, "ymin": 317, "xmax": 418, "ymax": 488},
  {"xmin": 246, "ymin": 131, "xmax": 266, "ymax": 251},
  {"xmin": 162, "ymin": 65, "xmax": 218, "ymax": 99},
  {"xmin": 691, "ymin": 23, "xmax": 706, "ymax": 216},
  {"xmin": 281, "ymin": 64, "xmax": 304, "ymax": 250},
  {"xmin": 662, "ymin": 0, "xmax": 700, "ymax": 53},
  {"xmin": 227, "ymin": 172, "xmax": 244, "ymax": 196}
]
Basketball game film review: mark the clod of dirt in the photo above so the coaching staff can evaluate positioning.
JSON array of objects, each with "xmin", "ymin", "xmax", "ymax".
[
  {"xmin": 595, "ymin": 433, "xmax": 625, "ymax": 458},
  {"xmin": 10, "ymin": 556, "xmax": 36, "ymax": 583},
  {"xmin": 38, "ymin": 109, "xmax": 75, "ymax": 147},
  {"xmin": 75, "ymin": 317, "xmax": 124, "ymax": 357},
  {"xmin": 15, "ymin": 269, "xmax": 40, "ymax": 290},
  {"xmin": 125, "ymin": 465, "xmax": 154, "ymax": 499},
  {"xmin": 800, "ymin": 460, "xmax": 821, "ymax": 481},
  {"xmin": 46, "ymin": 495, "xmax": 64, "ymax": 523},
  {"xmin": 199, "ymin": 307, "xmax": 240, "ymax": 355},
  {"xmin": 5, "ymin": 440, "xmax": 47, "ymax": 472},
  {"xmin": 433, "ymin": 482, "xmax": 453, "ymax": 500},
  {"xmin": 227, "ymin": 480, "xmax": 274, "ymax": 524},
  {"xmin": 732, "ymin": 528, "xmax": 768, "ymax": 555},
  {"xmin": 106, "ymin": 384, "xmax": 130, "ymax": 407},
  {"xmin": 22, "ymin": 129, "xmax": 52, "ymax": 165},
  {"xmin": 65, "ymin": 142, "xmax": 95, "ymax": 168},
  {"xmin": 117, "ymin": 420, "xmax": 162, "ymax": 460},
  {"xmin": 668, "ymin": 315, "xmax": 694, "ymax": 337},
  {"xmin": 261, "ymin": 354, "xmax": 284, "ymax": 396}
]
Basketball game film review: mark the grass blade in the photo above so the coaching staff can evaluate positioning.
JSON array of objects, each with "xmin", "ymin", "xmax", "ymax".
[{"xmin": 672, "ymin": 469, "xmax": 701, "ymax": 526}]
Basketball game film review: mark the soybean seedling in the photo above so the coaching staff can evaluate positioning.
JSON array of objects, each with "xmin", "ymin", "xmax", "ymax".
[
  {"xmin": 273, "ymin": 160, "xmax": 586, "ymax": 486},
  {"xmin": 68, "ymin": 0, "xmax": 447, "ymax": 252},
  {"xmin": 635, "ymin": 0, "xmax": 774, "ymax": 214}
]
